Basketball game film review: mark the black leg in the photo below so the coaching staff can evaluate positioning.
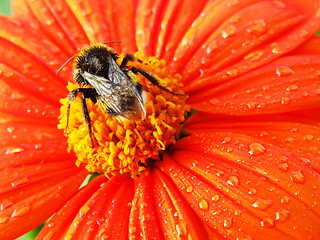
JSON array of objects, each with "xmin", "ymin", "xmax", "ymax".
[
  {"xmin": 131, "ymin": 67, "xmax": 185, "ymax": 96},
  {"xmin": 120, "ymin": 53, "xmax": 135, "ymax": 68},
  {"xmin": 65, "ymin": 88, "xmax": 97, "ymax": 146}
]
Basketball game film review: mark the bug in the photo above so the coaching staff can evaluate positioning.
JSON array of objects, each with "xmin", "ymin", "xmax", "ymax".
[{"xmin": 57, "ymin": 42, "xmax": 184, "ymax": 145}]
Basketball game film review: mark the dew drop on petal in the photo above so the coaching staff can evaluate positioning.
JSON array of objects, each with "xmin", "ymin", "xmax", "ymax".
[
  {"xmin": 276, "ymin": 66, "xmax": 295, "ymax": 77},
  {"xmin": 186, "ymin": 186, "xmax": 193, "ymax": 193},
  {"xmin": 11, "ymin": 204, "xmax": 31, "ymax": 218},
  {"xmin": 281, "ymin": 196, "xmax": 290, "ymax": 204},
  {"xmin": 247, "ymin": 20, "xmax": 267, "ymax": 36},
  {"xmin": 43, "ymin": 231, "xmax": 54, "ymax": 240},
  {"xmin": 212, "ymin": 195, "xmax": 220, "ymax": 202},
  {"xmin": 261, "ymin": 216, "xmax": 275, "ymax": 228},
  {"xmin": 286, "ymin": 85, "xmax": 298, "ymax": 92},
  {"xmin": 290, "ymin": 170, "xmax": 305, "ymax": 184},
  {"xmin": 271, "ymin": 43, "xmax": 282, "ymax": 54},
  {"xmin": 226, "ymin": 68, "xmax": 239, "ymax": 78},
  {"xmin": 227, "ymin": 0, "xmax": 239, "ymax": 7},
  {"xmin": 176, "ymin": 220, "xmax": 187, "ymax": 237},
  {"xmin": 5, "ymin": 146, "xmax": 25, "ymax": 155},
  {"xmin": 223, "ymin": 217, "xmax": 233, "ymax": 228},
  {"xmin": 248, "ymin": 142, "xmax": 266, "ymax": 156},
  {"xmin": 0, "ymin": 199, "xmax": 14, "ymax": 210},
  {"xmin": 79, "ymin": 204, "xmax": 90, "ymax": 217},
  {"xmin": 248, "ymin": 188, "xmax": 257, "ymax": 195},
  {"xmin": 0, "ymin": 216, "xmax": 9, "ymax": 224},
  {"xmin": 276, "ymin": 209, "xmax": 290, "ymax": 222},
  {"xmin": 11, "ymin": 176, "xmax": 29, "ymax": 187},
  {"xmin": 198, "ymin": 199, "xmax": 209, "ymax": 211},
  {"xmin": 252, "ymin": 198, "xmax": 273, "ymax": 211},
  {"xmin": 281, "ymin": 97, "xmax": 290, "ymax": 105},
  {"xmin": 303, "ymin": 134, "xmax": 314, "ymax": 142},
  {"xmin": 222, "ymin": 25, "xmax": 238, "ymax": 38},
  {"xmin": 222, "ymin": 137, "xmax": 232, "ymax": 144},
  {"xmin": 299, "ymin": 29, "xmax": 309, "ymax": 38},
  {"xmin": 227, "ymin": 176, "xmax": 239, "ymax": 187},
  {"xmin": 279, "ymin": 163, "xmax": 288, "ymax": 172}
]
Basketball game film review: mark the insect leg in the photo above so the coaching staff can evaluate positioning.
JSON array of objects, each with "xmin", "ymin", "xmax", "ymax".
[
  {"xmin": 120, "ymin": 53, "xmax": 135, "ymax": 68},
  {"xmin": 131, "ymin": 67, "xmax": 186, "ymax": 96},
  {"xmin": 66, "ymin": 88, "xmax": 97, "ymax": 146}
]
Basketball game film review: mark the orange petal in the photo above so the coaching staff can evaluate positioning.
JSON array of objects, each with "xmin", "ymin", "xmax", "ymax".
[
  {"xmin": 157, "ymin": 131, "xmax": 320, "ymax": 239},
  {"xmin": 35, "ymin": 175, "xmax": 106, "ymax": 240},
  {"xmin": 167, "ymin": 0, "xmax": 320, "ymax": 93},
  {"xmin": 188, "ymin": 51, "xmax": 320, "ymax": 115},
  {"xmin": 12, "ymin": 0, "xmax": 89, "ymax": 53},
  {"xmin": 37, "ymin": 174, "xmax": 134, "ymax": 239},
  {"xmin": 0, "ymin": 159, "xmax": 87, "ymax": 239},
  {"xmin": 129, "ymin": 170, "xmax": 213, "ymax": 239},
  {"xmin": 135, "ymin": 0, "xmax": 207, "ymax": 57}
]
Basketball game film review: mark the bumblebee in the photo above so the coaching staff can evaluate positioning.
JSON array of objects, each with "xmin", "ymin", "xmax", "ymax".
[{"xmin": 58, "ymin": 43, "xmax": 183, "ymax": 144}]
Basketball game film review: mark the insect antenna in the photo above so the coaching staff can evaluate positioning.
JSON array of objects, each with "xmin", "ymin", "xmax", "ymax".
[{"xmin": 56, "ymin": 55, "xmax": 76, "ymax": 76}]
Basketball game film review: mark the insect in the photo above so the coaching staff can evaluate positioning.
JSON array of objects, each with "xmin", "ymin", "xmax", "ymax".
[{"xmin": 57, "ymin": 42, "xmax": 183, "ymax": 145}]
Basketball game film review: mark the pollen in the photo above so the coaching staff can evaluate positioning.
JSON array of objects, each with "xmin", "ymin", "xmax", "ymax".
[{"xmin": 58, "ymin": 52, "xmax": 190, "ymax": 177}]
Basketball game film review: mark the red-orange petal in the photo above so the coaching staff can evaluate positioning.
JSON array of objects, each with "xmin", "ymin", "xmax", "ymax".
[
  {"xmin": 0, "ymin": 160, "xmax": 87, "ymax": 239},
  {"xmin": 129, "ymin": 170, "xmax": 214, "ymax": 239},
  {"xmin": 156, "ymin": 130, "xmax": 320, "ymax": 239},
  {"xmin": 35, "ymin": 175, "xmax": 107, "ymax": 240},
  {"xmin": 168, "ymin": 0, "xmax": 320, "ymax": 94},
  {"xmin": 189, "ymin": 48, "xmax": 320, "ymax": 115},
  {"xmin": 36, "ymin": 174, "xmax": 134, "ymax": 239}
]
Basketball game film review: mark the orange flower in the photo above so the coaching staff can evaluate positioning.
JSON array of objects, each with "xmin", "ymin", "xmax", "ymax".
[{"xmin": 1, "ymin": 0, "xmax": 320, "ymax": 239}]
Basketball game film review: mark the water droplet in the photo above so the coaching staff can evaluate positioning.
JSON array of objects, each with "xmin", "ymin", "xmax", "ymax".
[
  {"xmin": 303, "ymin": 134, "xmax": 314, "ymax": 142},
  {"xmin": 247, "ymin": 20, "xmax": 267, "ymax": 36},
  {"xmin": 299, "ymin": 29, "xmax": 309, "ymax": 38},
  {"xmin": 244, "ymin": 50, "xmax": 263, "ymax": 62},
  {"xmin": 271, "ymin": 43, "xmax": 282, "ymax": 54},
  {"xmin": 0, "ymin": 216, "xmax": 9, "ymax": 224},
  {"xmin": 279, "ymin": 163, "xmax": 288, "ymax": 172},
  {"xmin": 206, "ymin": 40, "xmax": 218, "ymax": 54},
  {"xmin": 261, "ymin": 216, "xmax": 275, "ymax": 228},
  {"xmin": 223, "ymin": 217, "xmax": 233, "ymax": 228},
  {"xmin": 212, "ymin": 195, "xmax": 220, "ymax": 202},
  {"xmin": 222, "ymin": 137, "xmax": 232, "ymax": 144},
  {"xmin": 227, "ymin": 176, "xmax": 239, "ymax": 187},
  {"xmin": 249, "ymin": 142, "xmax": 266, "ymax": 156},
  {"xmin": 226, "ymin": 68, "xmax": 239, "ymax": 77},
  {"xmin": 286, "ymin": 85, "xmax": 298, "ymax": 92},
  {"xmin": 11, "ymin": 176, "xmax": 29, "ymax": 187},
  {"xmin": 276, "ymin": 209, "xmax": 290, "ymax": 222},
  {"xmin": 222, "ymin": 25, "xmax": 238, "ymax": 38},
  {"xmin": 43, "ymin": 231, "xmax": 54, "ymax": 240},
  {"xmin": 300, "ymin": 157, "xmax": 311, "ymax": 165},
  {"xmin": 290, "ymin": 170, "xmax": 304, "ymax": 184},
  {"xmin": 186, "ymin": 186, "xmax": 193, "ymax": 193},
  {"xmin": 176, "ymin": 220, "xmax": 187, "ymax": 237},
  {"xmin": 249, "ymin": 188, "xmax": 257, "ymax": 195},
  {"xmin": 281, "ymin": 97, "xmax": 290, "ymax": 105},
  {"xmin": 79, "ymin": 204, "xmax": 90, "ymax": 217},
  {"xmin": 247, "ymin": 102, "xmax": 256, "ymax": 110},
  {"xmin": 252, "ymin": 198, "xmax": 273, "ymax": 210},
  {"xmin": 6, "ymin": 126, "xmax": 15, "ymax": 133},
  {"xmin": 227, "ymin": 0, "xmax": 239, "ymax": 7},
  {"xmin": 11, "ymin": 204, "xmax": 31, "ymax": 217},
  {"xmin": 281, "ymin": 196, "xmax": 290, "ymax": 204},
  {"xmin": 5, "ymin": 146, "xmax": 25, "ymax": 155},
  {"xmin": 276, "ymin": 66, "xmax": 295, "ymax": 77},
  {"xmin": 199, "ymin": 199, "xmax": 208, "ymax": 211},
  {"xmin": 0, "ymin": 199, "xmax": 14, "ymax": 210}
]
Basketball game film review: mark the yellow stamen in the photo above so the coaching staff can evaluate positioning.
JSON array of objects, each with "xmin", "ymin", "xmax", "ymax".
[{"xmin": 58, "ymin": 52, "xmax": 190, "ymax": 178}]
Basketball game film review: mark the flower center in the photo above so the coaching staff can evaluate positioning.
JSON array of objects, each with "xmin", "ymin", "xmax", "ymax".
[{"xmin": 58, "ymin": 52, "xmax": 189, "ymax": 178}]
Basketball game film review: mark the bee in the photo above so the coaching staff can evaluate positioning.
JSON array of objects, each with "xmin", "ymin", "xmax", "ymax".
[{"xmin": 57, "ymin": 42, "xmax": 183, "ymax": 145}]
